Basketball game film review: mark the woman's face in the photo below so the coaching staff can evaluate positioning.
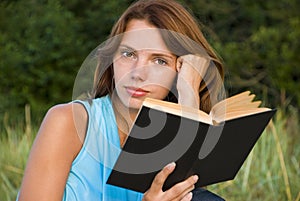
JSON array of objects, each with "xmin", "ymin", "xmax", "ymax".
[{"xmin": 113, "ymin": 19, "xmax": 177, "ymax": 110}]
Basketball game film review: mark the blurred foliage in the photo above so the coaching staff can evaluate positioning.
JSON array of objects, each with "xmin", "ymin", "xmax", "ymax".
[
  {"xmin": 0, "ymin": 0, "xmax": 84, "ymax": 123},
  {"xmin": 183, "ymin": 0, "xmax": 300, "ymax": 107},
  {"xmin": 0, "ymin": 0, "xmax": 299, "ymax": 123}
]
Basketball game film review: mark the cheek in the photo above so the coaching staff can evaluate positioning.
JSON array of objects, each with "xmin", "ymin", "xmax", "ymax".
[
  {"xmin": 148, "ymin": 67, "xmax": 177, "ymax": 88},
  {"xmin": 113, "ymin": 61, "xmax": 129, "ymax": 85},
  {"xmin": 147, "ymin": 71, "xmax": 177, "ymax": 100},
  {"xmin": 153, "ymin": 86, "xmax": 171, "ymax": 97}
]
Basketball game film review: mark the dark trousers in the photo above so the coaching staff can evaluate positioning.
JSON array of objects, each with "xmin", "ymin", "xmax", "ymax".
[{"xmin": 191, "ymin": 188, "xmax": 225, "ymax": 201}]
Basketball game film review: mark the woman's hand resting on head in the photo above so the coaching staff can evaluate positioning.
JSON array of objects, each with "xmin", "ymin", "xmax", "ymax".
[
  {"xmin": 142, "ymin": 162, "xmax": 198, "ymax": 201},
  {"xmin": 176, "ymin": 54, "xmax": 210, "ymax": 109}
]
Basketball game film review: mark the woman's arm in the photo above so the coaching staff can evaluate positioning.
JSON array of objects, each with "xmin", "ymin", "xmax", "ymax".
[{"xmin": 18, "ymin": 103, "xmax": 87, "ymax": 201}]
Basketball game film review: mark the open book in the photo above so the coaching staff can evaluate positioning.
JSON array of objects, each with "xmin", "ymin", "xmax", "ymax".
[
  {"xmin": 142, "ymin": 91, "xmax": 271, "ymax": 125},
  {"xmin": 107, "ymin": 91, "xmax": 276, "ymax": 193}
]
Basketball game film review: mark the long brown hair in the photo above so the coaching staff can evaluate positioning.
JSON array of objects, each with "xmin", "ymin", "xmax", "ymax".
[{"xmin": 92, "ymin": 0, "xmax": 224, "ymax": 113}]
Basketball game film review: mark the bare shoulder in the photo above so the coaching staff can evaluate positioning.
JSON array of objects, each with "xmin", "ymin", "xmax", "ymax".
[
  {"xmin": 46, "ymin": 102, "xmax": 87, "ymax": 126},
  {"xmin": 37, "ymin": 102, "xmax": 88, "ymax": 158},
  {"xmin": 42, "ymin": 103, "xmax": 88, "ymax": 147}
]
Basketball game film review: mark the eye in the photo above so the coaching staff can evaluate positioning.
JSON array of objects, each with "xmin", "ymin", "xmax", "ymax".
[
  {"xmin": 121, "ymin": 50, "xmax": 136, "ymax": 59},
  {"xmin": 154, "ymin": 58, "xmax": 168, "ymax": 66}
]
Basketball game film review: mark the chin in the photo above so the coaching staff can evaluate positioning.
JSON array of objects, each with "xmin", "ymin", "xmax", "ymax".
[
  {"xmin": 116, "ymin": 93, "xmax": 143, "ymax": 109},
  {"xmin": 127, "ymin": 98, "xmax": 144, "ymax": 110}
]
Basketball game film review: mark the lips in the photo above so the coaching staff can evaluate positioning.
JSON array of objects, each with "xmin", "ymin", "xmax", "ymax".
[{"xmin": 125, "ymin": 86, "xmax": 149, "ymax": 97}]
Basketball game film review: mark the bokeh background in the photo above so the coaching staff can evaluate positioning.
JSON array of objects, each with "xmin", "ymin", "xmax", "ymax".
[{"xmin": 0, "ymin": 0, "xmax": 299, "ymax": 200}]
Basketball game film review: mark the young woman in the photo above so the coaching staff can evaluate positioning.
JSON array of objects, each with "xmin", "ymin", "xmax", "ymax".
[{"xmin": 18, "ymin": 0, "xmax": 225, "ymax": 200}]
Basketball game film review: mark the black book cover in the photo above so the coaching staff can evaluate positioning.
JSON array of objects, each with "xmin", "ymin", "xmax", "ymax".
[{"xmin": 107, "ymin": 106, "xmax": 276, "ymax": 193}]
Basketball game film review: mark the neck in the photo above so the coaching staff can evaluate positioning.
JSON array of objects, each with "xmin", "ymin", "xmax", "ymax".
[{"xmin": 112, "ymin": 95, "xmax": 139, "ymax": 147}]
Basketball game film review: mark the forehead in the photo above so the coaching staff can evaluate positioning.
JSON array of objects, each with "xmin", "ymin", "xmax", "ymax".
[{"xmin": 121, "ymin": 19, "xmax": 171, "ymax": 53}]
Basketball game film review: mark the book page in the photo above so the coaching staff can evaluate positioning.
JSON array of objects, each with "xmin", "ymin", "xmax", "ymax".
[
  {"xmin": 209, "ymin": 91, "xmax": 270, "ymax": 123},
  {"xmin": 143, "ymin": 91, "xmax": 271, "ymax": 125},
  {"xmin": 221, "ymin": 107, "xmax": 271, "ymax": 122},
  {"xmin": 143, "ymin": 98, "xmax": 213, "ymax": 124}
]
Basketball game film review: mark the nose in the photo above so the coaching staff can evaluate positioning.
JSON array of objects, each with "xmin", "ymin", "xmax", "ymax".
[{"xmin": 130, "ymin": 53, "xmax": 148, "ymax": 81}]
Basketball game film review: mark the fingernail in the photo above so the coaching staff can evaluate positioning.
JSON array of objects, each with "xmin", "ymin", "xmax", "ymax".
[
  {"xmin": 166, "ymin": 162, "xmax": 176, "ymax": 170},
  {"xmin": 187, "ymin": 192, "xmax": 193, "ymax": 199},
  {"xmin": 193, "ymin": 175, "xmax": 199, "ymax": 182}
]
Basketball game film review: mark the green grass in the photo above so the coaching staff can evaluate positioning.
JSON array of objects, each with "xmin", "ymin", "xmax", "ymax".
[
  {"xmin": 0, "ymin": 106, "xmax": 37, "ymax": 201},
  {"xmin": 209, "ymin": 107, "xmax": 300, "ymax": 201},
  {"xmin": 0, "ymin": 107, "xmax": 299, "ymax": 201}
]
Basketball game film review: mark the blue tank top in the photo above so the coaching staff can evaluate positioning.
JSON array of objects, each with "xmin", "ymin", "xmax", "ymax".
[{"xmin": 63, "ymin": 95, "xmax": 143, "ymax": 200}]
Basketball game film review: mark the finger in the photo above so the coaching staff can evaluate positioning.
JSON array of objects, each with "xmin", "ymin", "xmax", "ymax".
[
  {"xmin": 164, "ymin": 175, "xmax": 198, "ymax": 200},
  {"xmin": 180, "ymin": 192, "xmax": 193, "ymax": 201},
  {"xmin": 173, "ymin": 174, "xmax": 199, "ymax": 190},
  {"xmin": 150, "ymin": 162, "xmax": 176, "ymax": 193},
  {"xmin": 165, "ymin": 185, "xmax": 194, "ymax": 201},
  {"xmin": 175, "ymin": 185, "xmax": 195, "ymax": 201},
  {"xmin": 179, "ymin": 54, "xmax": 210, "ymax": 77},
  {"xmin": 176, "ymin": 57, "xmax": 183, "ymax": 72}
]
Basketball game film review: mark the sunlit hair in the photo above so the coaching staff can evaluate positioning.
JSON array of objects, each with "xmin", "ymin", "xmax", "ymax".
[{"xmin": 92, "ymin": 0, "xmax": 224, "ymax": 113}]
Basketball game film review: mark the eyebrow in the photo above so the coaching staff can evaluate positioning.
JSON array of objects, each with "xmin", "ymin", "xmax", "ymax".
[
  {"xmin": 119, "ymin": 44, "xmax": 135, "ymax": 51},
  {"xmin": 119, "ymin": 44, "xmax": 176, "ymax": 59}
]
